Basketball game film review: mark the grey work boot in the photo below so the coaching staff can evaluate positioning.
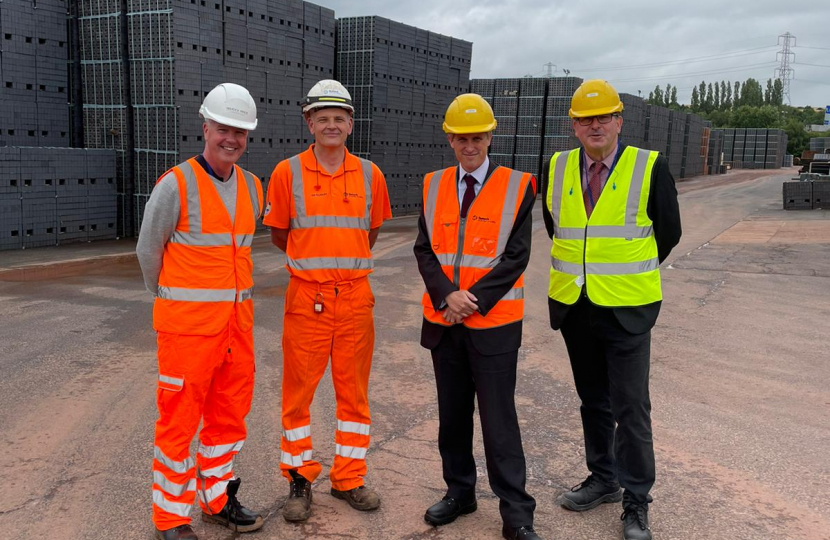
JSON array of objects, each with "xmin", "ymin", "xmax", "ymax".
[{"xmin": 330, "ymin": 485, "xmax": 381, "ymax": 511}]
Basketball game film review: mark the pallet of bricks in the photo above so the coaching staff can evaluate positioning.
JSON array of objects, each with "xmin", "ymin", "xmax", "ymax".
[
  {"xmin": 643, "ymin": 105, "xmax": 669, "ymax": 158},
  {"xmin": 0, "ymin": 147, "xmax": 118, "ymax": 251},
  {"xmin": 783, "ymin": 179, "xmax": 830, "ymax": 210},
  {"xmin": 680, "ymin": 114, "xmax": 704, "ymax": 179},
  {"xmin": 337, "ymin": 16, "xmax": 471, "ymax": 216},
  {"xmin": 0, "ymin": 0, "xmax": 70, "ymax": 149},
  {"xmin": 665, "ymin": 110, "xmax": 686, "ymax": 179},
  {"xmin": 619, "ymin": 93, "xmax": 646, "ymax": 149},
  {"xmin": 707, "ymin": 126, "xmax": 725, "ymax": 174},
  {"xmin": 489, "ymin": 78, "xmax": 519, "ymax": 169},
  {"xmin": 543, "ymin": 77, "xmax": 581, "ymax": 161},
  {"xmin": 514, "ymin": 78, "xmax": 546, "ymax": 179}
]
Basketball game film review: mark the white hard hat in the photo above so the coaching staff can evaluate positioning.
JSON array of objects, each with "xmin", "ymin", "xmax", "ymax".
[
  {"xmin": 199, "ymin": 83, "xmax": 258, "ymax": 130},
  {"xmin": 302, "ymin": 79, "xmax": 354, "ymax": 114}
]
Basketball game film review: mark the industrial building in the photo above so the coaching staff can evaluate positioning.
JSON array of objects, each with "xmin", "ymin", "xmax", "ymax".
[{"xmin": 0, "ymin": 0, "xmax": 794, "ymax": 251}]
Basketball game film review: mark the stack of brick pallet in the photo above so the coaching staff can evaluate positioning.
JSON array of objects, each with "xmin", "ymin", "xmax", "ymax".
[
  {"xmin": 0, "ymin": 0, "xmax": 69, "ymax": 149},
  {"xmin": 513, "ymin": 78, "xmax": 546, "ymax": 179},
  {"xmin": 619, "ymin": 93, "xmax": 646, "ymax": 149},
  {"xmin": 0, "ymin": 147, "xmax": 118, "ymax": 249},
  {"xmin": 707, "ymin": 127, "xmax": 725, "ymax": 175},
  {"xmin": 783, "ymin": 179, "xmax": 830, "ymax": 210},
  {"xmin": 681, "ymin": 114, "xmax": 705, "ymax": 178},
  {"xmin": 713, "ymin": 128, "xmax": 788, "ymax": 169},
  {"xmin": 665, "ymin": 110, "xmax": 686, "ymax": 178},
  {"xmin": 543, "ymin": 77, "xmax": 581, "ymax": 160},
  {"xmin": 489, "ymin": 78, "xmax": 519, "ymax": 168},
  {"xmin": 336, "ymin": 16, "xmax": 471, "ymax": 216},
  {"xmin": 73, "ymin": 0, "xmax": 336, "ymax": 235},
  {"xmin": 809, "ymin": 137, "xmax": 830, "ymax": 153}
]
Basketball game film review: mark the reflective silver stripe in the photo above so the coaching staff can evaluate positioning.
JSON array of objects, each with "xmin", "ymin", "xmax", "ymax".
[
  {"xmin": 153, "ymin": 471, "xmax": 196, "ymax": 497},
  {"xmin": 237, "ymin": 287, "xmax": 254, "ymax": 303},
  {"xmin": 554, "ymin": 257, "xmax": 659, "ymax": 275},
  {"xmin": 199, "ymin": 460, "xmax": 234, "ymax": 479},
  {"xmin": 501, "ymin": 287, "xmax": 524, "ymax": 301},
  {"xmin": 280, "ymin": 450, "xmax": 313, "ymax": 467},
  {"xmin": 157, "ymin": 286, "xmax": 237, "ymax": 302},
  {"xmin": 337, "ymin": 420, "xmax": 371, "ymax": 436},
  {"xmin": 550, "ymin": 150, "xmax": 573, "ymax": 236},
  {"xmin": 624, "ymin": 149, "xmax": 652, "ymax": 227},
  {"xmin": 424, "ymin": 169, "xmax": 445, "ymax": 242},
  {"xmin": 178, "ymin": 160, "xmax": 202, "ymax": 234},
  {"xmin": 286, "ymin": 256, "xmax": 373, "ymax": 271},
  {"xmin": 282, "ymin": 425, "xmax": 311, "ymax": 442},
  {"xmin": 197, "ymin": 479, "xmax": 229, "ymax": 505},
  {"xmin": 557, "ymin": 224, "xmax": 654, "ymax": 240},
  {"xmin": 459, "ymin": 254, "xmax": 499, "ymax": 269},
  {"xmin": 235, "ymin": 233, "xmax": 254, "ymax": 247},
  {"xmin": 153, "ymin": 489, "xmax": 191, "ymax": 517},
  {"xmin": 586, "ymin": 259, "xmax": 659, "ymax": 275},
  {"xmin": 435, "ymin": 252, "xmax": 455, "ymax": 266},
  {"xmin": 495, "ymin": 169, "xmax": 525, "ymax": 256},
  {"xmin": 335, "ymin": 444, "xmax": 367, "ymax": 459},
  {"xmin": 290, "ymin": 215, "xmax": 371, "ymax": 230},
  {"xmin": 197, "ymin": 440, "xmax": 245, "ymax": 459},
  {"xmin": 551, "ymin": 258, "xmax": 583, "ymax": 276},
  {"xmin": 158, "ymin": 374, "xmax": 183, "ymax": 388},
  {"xmin": 357, "ymin": 157, "xmax": 374, "ymax": 220},
  {"xmin": 289, "ymin": 155, "xmax": 306, "ymax": 218},
  {"xmin": 154, "ymin": 446, "xmax": 195, "ymax": 474},
  {"xmin": 170, "ymin": 231, "xmax": 233, "ymax": 246},
  {"xmin": 239, "ymin": 167, "xmax": 261, "ymax": 218}
]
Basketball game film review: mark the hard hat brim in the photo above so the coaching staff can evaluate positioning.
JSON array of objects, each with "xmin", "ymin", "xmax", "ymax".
[
  {"xmin": 302, "ymin": 102, "xmax": 355, "ymax": 114},
  {"xmin": 200, "ymin": 105, "xmax": 257, "ymax": 131},
  {"xmin": 442, "ymin": 120, "xmax": 498, "ymax": 134},
  {"xmin": 568, "ymin": 102, "xmax": 624, "ymax": 118}
]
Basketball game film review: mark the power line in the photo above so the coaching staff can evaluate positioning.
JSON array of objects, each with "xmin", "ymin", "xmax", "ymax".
[
  {"xmin": 795, "ymin": 61, "xmax": 830, "ymax": 68},
  {"xmin": 607, "ymin": 62, "xmax": 778, "ymax": 83},
  {"xmin": 794, "ymin": 45, "xmax": 830, "ymax": 51},
  {"xmin": 570, "ymin": 45, "xmax": 778, "ymax": 73}
]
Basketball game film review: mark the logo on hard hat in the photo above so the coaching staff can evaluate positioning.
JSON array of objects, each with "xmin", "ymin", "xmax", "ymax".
[
  {"xmin": 586, "ymin": 93, "xmax": 599, "ymax": 98},
  {"xmin": 465, "ymin": 109, "xmax": 478, "ymax": 114}
]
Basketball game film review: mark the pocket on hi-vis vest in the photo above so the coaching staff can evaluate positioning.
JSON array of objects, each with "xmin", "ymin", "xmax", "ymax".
[
  {"xmin": 470, "ymin": 236, "xmax": 497, "ymax": 257},
  {"xmin": 437, "ymin": 212, "xmax": 458, "ymax": 250}
]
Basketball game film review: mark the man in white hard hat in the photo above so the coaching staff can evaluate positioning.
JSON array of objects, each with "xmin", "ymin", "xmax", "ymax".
[
  {"xmin": 263, "ymin": 79, "xmax": 391, "ymax": 522},
  {"xmin": 137, "ymin": 83, "xmax": 265, "ymax": 540}
]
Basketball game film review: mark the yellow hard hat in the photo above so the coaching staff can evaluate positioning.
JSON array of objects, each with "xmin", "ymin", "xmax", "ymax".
[
  {"xmin": 569, "ymin": 79, "xmax": 624, "ymax": 118},
  {"xmin": 442, "ymin": 93, "xmax": 497, "ymax": 134}
]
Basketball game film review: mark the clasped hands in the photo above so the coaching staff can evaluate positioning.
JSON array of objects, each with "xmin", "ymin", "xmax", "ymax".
[{"xmin": 443, "ymin": 290, "xmax": 478, "ymax": 324}]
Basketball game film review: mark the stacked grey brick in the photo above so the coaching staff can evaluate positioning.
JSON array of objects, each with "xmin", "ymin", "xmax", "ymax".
[
  {"xmin": 336, "ymin": 16, "xmax": 472, "ymax": 216},
  {"xmin": 715, "ymin": 128, "xmax": 789, "ymax": 169}
]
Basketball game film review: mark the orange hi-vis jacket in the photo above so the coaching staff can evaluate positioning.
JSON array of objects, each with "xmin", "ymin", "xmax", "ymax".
[
  {"xmin": 421, "ymin": 166, "xmax": 532, "ymax": 329},
  {"xmin": 264, "ymin": 146, "xmax": 389, "ymax": 284},
  {"xmin": 154, "ymin": 158, "xmax": 263, "ymax": 335}
]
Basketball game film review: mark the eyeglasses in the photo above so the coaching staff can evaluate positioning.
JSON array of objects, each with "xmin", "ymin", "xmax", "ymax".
[{"xmin": 575, "ymin": 114, "xmax": 620, "ymax": 127}]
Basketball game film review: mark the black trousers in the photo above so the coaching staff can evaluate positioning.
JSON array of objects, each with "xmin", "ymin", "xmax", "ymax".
[
  {"xmin": 431, "ymin": 324, "xmax": 536, "ymax": 527},
  {"xmin": 559, "ymin": 297, "xmax": 655, "ymax": 506}
]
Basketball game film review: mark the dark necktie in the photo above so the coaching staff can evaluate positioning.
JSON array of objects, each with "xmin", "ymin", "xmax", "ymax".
[
  {"xmin": 584, "ymin": 162, "xmax": 606, "ymax": 218},
  {"xmin": 460, "ymin": 174, "xmax": 477, "ymax": 218}
]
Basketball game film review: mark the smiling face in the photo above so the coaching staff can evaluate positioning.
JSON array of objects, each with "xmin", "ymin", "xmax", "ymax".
[
  {"xmin": 572, "ymin": 115, "xmax": 623, "ymax": 160},
  {"xmin": 202, "ymin": 120, "xmax": 247, "ymax": 169},
  {"xmin": 305, "ymin": 107, "xmax": 353, "ymax": 149},
  {"xmin": 447, "ymin": 132, "xmax": 492, "ymax": 172}
]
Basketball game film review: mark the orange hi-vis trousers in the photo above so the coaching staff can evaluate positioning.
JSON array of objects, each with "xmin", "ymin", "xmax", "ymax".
[
  {"xmin": 280, "ymin": 276, "xmax": 375, "ymax": 491},
  {"xmin": 152, "ymin": 313, "xmax": 255, "ymax": 531}
]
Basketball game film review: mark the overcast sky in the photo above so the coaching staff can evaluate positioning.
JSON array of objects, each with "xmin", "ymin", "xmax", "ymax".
[{"xmin": 320, "ymin": 0, "xmax": 829, "ymax": 109}]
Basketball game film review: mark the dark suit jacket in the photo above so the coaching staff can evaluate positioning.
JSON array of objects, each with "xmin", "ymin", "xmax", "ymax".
[
  {"xmin": 413, "ymin": 160, "xmax": 537, "ymax": 356},
  {"xmin": 540, "ymin": 145, "xmax": 682, "ymax": 334}
]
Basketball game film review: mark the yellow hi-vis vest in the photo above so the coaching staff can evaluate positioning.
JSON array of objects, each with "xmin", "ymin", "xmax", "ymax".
[{"xmin": 546, "ymin": 146, "xmax": 662, "ymax": 306}]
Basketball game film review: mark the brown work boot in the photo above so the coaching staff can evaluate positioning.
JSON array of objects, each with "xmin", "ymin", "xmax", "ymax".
[
  {"xmin": 282, "ymin": 470, "xmax": 312, "ymax": 522},
  {"xmin": 330, "ymin": 485, "xmax": 381, "ymax": 511}
]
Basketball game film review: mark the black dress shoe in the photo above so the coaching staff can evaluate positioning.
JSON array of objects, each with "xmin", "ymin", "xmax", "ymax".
[
  {"xmin": 155, "ymin": 524, "xmax": 198, "ymax": 540},
  {"xmin": 502, "ymin": 524, "xmax": 543, "ymax": 540},
  {"xmin": 622, "ymin": 504, "xmax": 653, "ymax": 540},
  {"xmin": 201, "ymin": 478, "xmax": 263, "ymax": 533},
  {"xmin": 424, "ymin": 495, "xmax": 477, "ymax": 526},
  {"xmin": 558, "ymin": 474, "xmax": 622, "ymax": 511}
]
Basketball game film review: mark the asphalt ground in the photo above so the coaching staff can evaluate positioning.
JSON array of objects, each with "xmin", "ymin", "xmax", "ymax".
[{"xmin": 1, "ymin": 167, "xmax": 828, "ymax": 540}]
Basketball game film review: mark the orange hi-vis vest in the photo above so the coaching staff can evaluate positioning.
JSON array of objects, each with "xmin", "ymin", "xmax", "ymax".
[
  {"xmin": 284, "ymin": 152, "xmax": 376, "ymax": 283},
  {"xmin": 154, "ymin": 158, "xmax": 263, "ymax": 335},
  {"xmin": 421, "ymin": 166, "xmax": 531, "ymax": 329}
]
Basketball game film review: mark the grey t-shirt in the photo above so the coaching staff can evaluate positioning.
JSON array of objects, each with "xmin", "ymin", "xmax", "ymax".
[{"xmin": 136, "ymin": 167, "xmax": 238, "ymax": 295}]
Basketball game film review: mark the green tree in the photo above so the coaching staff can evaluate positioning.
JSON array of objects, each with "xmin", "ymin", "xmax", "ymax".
[
  {"xmin": 772, "ymin": 79, "xmax": 784, "ymax": 106},
  {"xmin": 652, "ymin": 85, "xmax": 664, "ymax": 106},
  {"xmin": 714, "ymin": 82, "xmax": 720, "ymax": 110},
  {"xmin": 705, "ymin": 83, "xmax": 714, "ymax": 112},
  {"xmin": 698, "ymin": 81, "xmax": 707, "ymax": 109},
  {"xmin": 741, "ymin": 78, "xmax": 764, "ymax": 107},
  {"xmin": 734, "ymin": 81, "xmax": 741, "ymax": 108},
  {"xmin": 731, "ymin": 104, "xmax": 780, "ymax": 128},
  {"xmin": 691, "ymin": 86, "xmax": 700, "ymax": 111},
  {"xmin": 664, "ymin": 84, "xmax": 672, "ymax": 107},
  {"xmin": 670, "ymin": 86, "xmax": 678, "ymax": 107},
  {"xmin": 723, "ymin": 81, "xmax": 732, "ymax": 110}
]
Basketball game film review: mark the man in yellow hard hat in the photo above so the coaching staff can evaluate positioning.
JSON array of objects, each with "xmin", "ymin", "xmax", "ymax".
[
  {"xmin": 541, "ymin": 80, "xmax": 681, "ymax": 540},
  {"xmin": 414, "ymin": 94, "xmax": 542, "ymax": 540}
]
